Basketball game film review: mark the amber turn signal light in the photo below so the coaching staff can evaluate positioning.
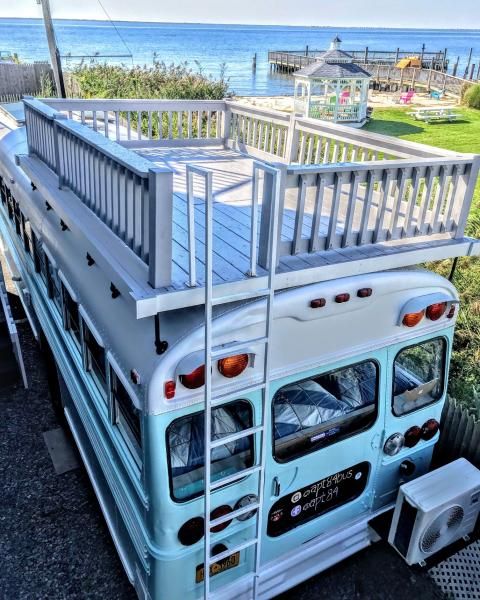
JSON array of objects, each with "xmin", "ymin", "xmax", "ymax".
[
  {"xmin": 218, "ymin": 353, "xmax": 249, "ymax": 378},
  {"xmin": 402, "ymin": 310, "xmax": 425, "ymax": 327}
]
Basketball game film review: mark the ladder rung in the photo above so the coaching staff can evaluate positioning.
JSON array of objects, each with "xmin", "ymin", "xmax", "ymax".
[
  {"xmin": 210, "ymin": 425, "xmax": 263, "ymax": 449},
  {"xmin": 208, "ymin": 539, "xmax": 258, "ymax": 565},
  {"xmin": 208, "ymin": 502, "xmax": 260, "ymax": 529},
  {"xmin": 210, "ymin": 465, "xmax": 262, "ymax": 491},
  {"xmin": 212, "ymin": 288, "xmax": 270, "ymax": 306},
  {"xmin": 211, "ymin": 336, "xmax": 268, "ymax": 359},
  {"xmin": 211, "ymin": 382, "xmax": 265, "ymax": 406}
]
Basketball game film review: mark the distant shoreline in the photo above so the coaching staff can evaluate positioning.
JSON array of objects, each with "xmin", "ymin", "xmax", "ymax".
[{"xmin": 3, "ymin": 17, "xmax": 480, "ymax": 32}]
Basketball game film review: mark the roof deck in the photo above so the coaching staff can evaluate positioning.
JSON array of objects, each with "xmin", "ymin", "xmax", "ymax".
[{"xmin": 18, "ymin": 97, "xmax": 480, "ymax": 318}]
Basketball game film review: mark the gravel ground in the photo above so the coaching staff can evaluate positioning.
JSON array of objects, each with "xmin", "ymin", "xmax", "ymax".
[{"xmin": 0, "ymin": 288, "xmax": 445, "ymax": 600}]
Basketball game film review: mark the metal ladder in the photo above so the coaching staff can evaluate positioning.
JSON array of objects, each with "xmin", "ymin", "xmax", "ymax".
[{"xmin": 186, "ymin": 162, "xmax": 282, "ymax": 599}]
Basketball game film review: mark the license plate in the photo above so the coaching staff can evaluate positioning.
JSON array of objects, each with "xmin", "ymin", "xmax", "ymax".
[{"xmin": 195, "ymin": 551, "xmax": 240, "ymax": 584}]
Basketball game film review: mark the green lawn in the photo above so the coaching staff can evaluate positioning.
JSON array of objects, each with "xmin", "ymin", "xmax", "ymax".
[{"xmin": 365, "ymin": 107, "xmax": 480, "ymax": 413}]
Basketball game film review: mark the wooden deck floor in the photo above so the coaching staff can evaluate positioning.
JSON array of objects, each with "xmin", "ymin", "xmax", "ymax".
[{"xmin": 137, "ymin": 145, "xmax": 474, "ymax": 295}]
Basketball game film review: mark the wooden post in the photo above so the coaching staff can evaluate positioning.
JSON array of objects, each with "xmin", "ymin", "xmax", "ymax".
[
  {"xmin": 148, "ymin": 167, "xmax": 173, "ymax": 288},
  {"xmin": 395, "ymin": 47, "xmax": 400, "ymax": 63},
  {"xmin": 364, "ymin": 46, "xmax": 369, "ymax": 63},
  {"xmin": 477, "ymin": 64, "xmax": 480, "ymax": 81},
  {"xmin": 427, "ymin": 67, "xmax": 433, "ymax": 92},
  {"xmin": 40, "ymin": 0, "xmax": 66, "ymax": 98},
  {"xmin": 443, "ymin": 47, "xmax": 448, "ymax": 72},
  {"xmin": 464, "ymin": 48, "xmax": 473, "ymax": 79},
  {"xmin": 470, "ymin": 64, "xmax": 475, "ymax": 80},
  {"xmin": 252, "ymin": 53, "xmax": 257, "ymax": 71},
  {"xmin": 305, "ymin": 45, "xmax": 309, "ymax": 57},
  {"xmin": 452, "ymin": 56, "xmax": 460, "ymax": 77},
  {"xmin": 421, "ymin": 43, "xmax": 425, "ymax": 64},
  {"xmin": 285, "ymin": 114, "xmax": 299, "ymax": 162},
  {"xmin": 399, "ymin": 67, "xmax": 404, "ymax": 89},
  {"xmin": 411, "ymin": 68, "xmax": 417, "ymax": 90}
]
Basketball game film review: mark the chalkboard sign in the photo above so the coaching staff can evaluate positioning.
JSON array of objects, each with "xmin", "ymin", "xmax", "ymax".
[{"xmin": 267, "ymin": 461, "xmax": 370, "ymax": 537}]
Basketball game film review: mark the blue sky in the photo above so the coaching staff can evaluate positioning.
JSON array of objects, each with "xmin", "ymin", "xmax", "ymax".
[{"xmin": 3, "ymin": 0, "xmax": 480, "ymax": 29}]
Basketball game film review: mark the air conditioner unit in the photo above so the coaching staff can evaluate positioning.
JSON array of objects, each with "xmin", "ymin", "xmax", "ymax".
[{"xmin": 388, "ymin": 458, "xmax": 480, "ymax": 565}]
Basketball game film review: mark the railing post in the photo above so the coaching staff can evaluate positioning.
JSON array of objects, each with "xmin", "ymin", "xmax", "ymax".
[
  {"xmin": 258, "ymin": 167, "xmax": 285, "ymax": 269},
  {"xmin": 285, "ymin": 114, "xmax": 299, "ymax": 163},
  {"xmin": 148, "ymin": 167, "xmax": 173, "ymax": 288},
  {"xmin": 454, "ymin": 156, "xmax": 480, "ymax": 238},
  {"xmin": 53, "ymin": 112, "xmax": 67, "ymax": 188},
  {"xmin": 220, "ymin": 105, "xmax": 230, "ymax": 142},
  {"xmin": 23, "ymin": 96, "xmax": 34, "ymax": 155}
]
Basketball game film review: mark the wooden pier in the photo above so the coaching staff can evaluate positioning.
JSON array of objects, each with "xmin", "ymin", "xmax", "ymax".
[
  {"xmin": 269, "ymin": 46, "xmax": 449, "ymax": 72},
  {"xmin": 269, "ymin": 51, "xmax": 475, "ymax": 97}
]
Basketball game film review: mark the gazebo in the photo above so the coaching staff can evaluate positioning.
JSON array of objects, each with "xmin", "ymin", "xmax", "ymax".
[{"xmin": 293, "ymin": 37, "xmax": 371, "ymax": 127}]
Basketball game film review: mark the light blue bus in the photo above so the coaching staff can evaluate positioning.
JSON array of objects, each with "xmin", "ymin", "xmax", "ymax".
[{"xmin": 0, "ymin": 96, "xmax": 479, "ymax": 599}]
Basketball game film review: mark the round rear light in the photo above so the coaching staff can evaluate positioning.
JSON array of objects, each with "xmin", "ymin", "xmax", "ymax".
[
  {"xmin": 234, "ymin": 494, "xmax": 258, "ymax": 521},
  {"xmin": 426, "ymin": 302, "xmax": 447, "ymax": 321},
  {"xmin": 421, "ymin": 419, "xmax": 440, "ymax": 441},
  {"xmin": 384, "ymin": 432, "xmax": 405, "ymax": 456},
  {"xmin": 402, "ymin": 310, "xmax": 425, "ymax": 327},
  {"xmin": 179, "ymin": 365, "xmax": 205, "ymax": 389},
  {"xmin": 404, "ymin": 425, "xmax": 422, "ymax": 448},
  {"xmin": 218, "ymin": 354, "xmax": 249, "ymax": 378},
  {"xmin": 210, "ymin": 505, "xmax": 233, "ymax": 533},
  {"xmin": 178, "ymin": 516, "xmax": 204, "ymax": 546}
]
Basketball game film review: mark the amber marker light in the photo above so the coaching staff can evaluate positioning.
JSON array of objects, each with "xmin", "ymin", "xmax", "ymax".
[
  {"xmin": 426, "ymin": 302, "xmax": 447, "ymax": 321},
  {"xmin": 218, "ymin": 354, "xmax": 249, "ymax": 378},
  {"xmin": 402, "ymin": 310, "xmax": 425, "ymax": 327}
]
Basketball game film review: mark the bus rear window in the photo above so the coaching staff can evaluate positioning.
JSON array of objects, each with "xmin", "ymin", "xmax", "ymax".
[
  {"xmin": 393, "ymin": 338, "xmax": 446, "ymax": 416},
  {"xmin": 273, "ymin": 361, "xmax": 378, "ymax": 462},
  {"xmin": 167, "ymin": 400, "xmax": 253, "ymax": 502}
]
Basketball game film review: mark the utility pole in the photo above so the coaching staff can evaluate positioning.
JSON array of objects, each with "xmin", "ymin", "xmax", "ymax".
[{"xmin": 38, "ymin": 0, "xmax": 66, "ymax": 97}]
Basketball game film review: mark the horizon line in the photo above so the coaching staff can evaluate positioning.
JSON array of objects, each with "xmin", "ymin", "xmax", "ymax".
[{"xmin": 2, "ymin": 16, "xmax": 480, "ymax": 31}]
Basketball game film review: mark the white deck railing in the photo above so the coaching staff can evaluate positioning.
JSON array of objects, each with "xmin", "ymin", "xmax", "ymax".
[
  {"xmin": 24, "ymin": 97, "xmax": 173, "ymax": 289},
  {"xmin": 22, "ymin": 97, "xmax": 480, "ymax": 292}
]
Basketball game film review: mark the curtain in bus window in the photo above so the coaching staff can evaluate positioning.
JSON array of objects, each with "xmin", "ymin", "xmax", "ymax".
[
  {"xmin": 273, "ymin": 361, "xmax": 378, "ymax": 462},
  {"xmin": 168, "ymin": 401, "xmax": 253, "ymax": 501}
]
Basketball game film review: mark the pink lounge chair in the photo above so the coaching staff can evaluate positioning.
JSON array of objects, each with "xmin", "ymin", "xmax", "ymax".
[{"xmin": 399, "ymin": 90, "xmax": 415, "ymax": 104}]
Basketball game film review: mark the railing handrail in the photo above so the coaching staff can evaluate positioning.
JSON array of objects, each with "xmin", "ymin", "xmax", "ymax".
[{"xmin": 43, "ymin": 98, "xmax": 227, "ymax": 112}]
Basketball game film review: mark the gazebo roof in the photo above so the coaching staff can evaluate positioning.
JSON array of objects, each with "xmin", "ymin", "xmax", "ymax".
[
  {"xmin": 295, "ymin": 35, "xmax": 372, "ymax": 80},
  {"xmin": 296, "ymin": 60, "xmax": 371, "ymax": 79}
]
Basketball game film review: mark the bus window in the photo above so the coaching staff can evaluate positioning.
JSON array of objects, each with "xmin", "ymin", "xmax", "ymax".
[
  {"xmin": 167, "ymin": 400, "xmax": 254, "ymax": 502},
  {"xmin": 82, "ymin": 322, "xmax": 107, "ymax": 398},
  {"xmin": 273, "ymin": 361, "xmax": 378, "ymax": 463},
  {"xmin": 62, "ymin": 284, "xmax": 81, "ymax": 348},
  {"xmin": 45, "ymin": 257, "xmax": 62, "ymax": 312},
  {"xmin": 392, "ymin": 338, "xmax": 446, "ymax": 416},
  {"xmin": 111, "ymin": 368, "xmax": 142, "ymax": 456}
]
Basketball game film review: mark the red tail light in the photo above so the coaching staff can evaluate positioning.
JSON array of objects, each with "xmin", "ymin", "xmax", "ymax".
[
  {"xmin": 447, "ymin": 305, "xmax": 456, "ymax": 319},
  {"xmin": 218, "ymin": 354, "xmax": 249, "ymax": 378},
  {"xmin": 421, "ymin": 419, "xmax": 440, "ymax": 440},
  {"xmin": 426, "ymin": 302, "xmax": 447, "ymax": 321},
  {"xmin": 310, "ymin": 298, "xmax": 326, "ymax": 308},
  {"xmin": 164, "ymin": 380, "xmax": 176, "ymax": 399},
  {"xmin": 404, "ymin": 425, "xmax": 422, "ymax": 448},
  {"xmin": 210, "ymin": 505, "xmax": 233, "ymax": 533},
  {"xmin": 335, "ymin": 293, "xmax": 350, "ymax": 303},
  {"xmin": 180, "ymin": 365, "xmax": 205, "ymax": 389},
  {"xmin": 402, "ymin": 310, "xmax": 425, "ymax": 327},
  {"xmin": 178, "ymin": 517, "xmax": 204, "ymax": 546}
]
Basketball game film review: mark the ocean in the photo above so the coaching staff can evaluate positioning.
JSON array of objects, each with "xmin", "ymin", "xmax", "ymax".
[{"xmin": 2, "ymin": 18, "xmax": 480, "ymax": 95}]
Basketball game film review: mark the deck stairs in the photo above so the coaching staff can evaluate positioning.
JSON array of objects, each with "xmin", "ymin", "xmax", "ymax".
[{"xmin": 196, "ymin": 162, "xmax": 281, "ymax": 598}]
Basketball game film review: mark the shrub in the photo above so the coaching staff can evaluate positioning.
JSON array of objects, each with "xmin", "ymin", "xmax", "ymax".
[
  {"xmin": 464, "ymin": 83, "xmax": 480, "ymax": 109},
  {"xmin": 69, "ymin": 61, "xmax": 230, "ymax": 100}
]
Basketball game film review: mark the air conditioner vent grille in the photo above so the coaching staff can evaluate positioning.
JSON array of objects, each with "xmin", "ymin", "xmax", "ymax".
[{"xmin": 420, "ymin": 505, "xmax": 465, "ymax": 554}]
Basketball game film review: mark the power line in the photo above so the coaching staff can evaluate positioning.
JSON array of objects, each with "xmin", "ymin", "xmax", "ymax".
[{"xmin": 96, "ymin": 0, "xmax": 134, "ymax": 63}]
